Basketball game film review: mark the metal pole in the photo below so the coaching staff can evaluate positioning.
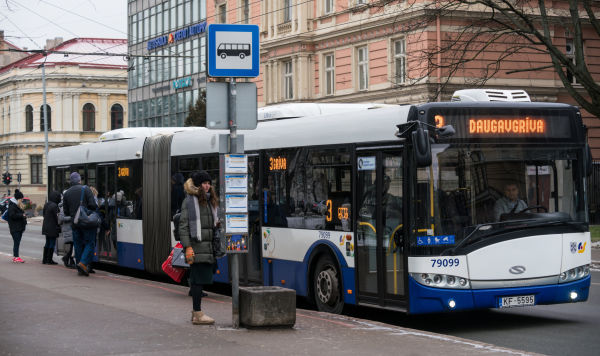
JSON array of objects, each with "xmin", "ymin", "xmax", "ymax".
[
  {"xmin": 42, "ymin": 63, "xmax": 49, "ymax": 196},
  {"xmin": 229, "ymin": 77, "xmax": 240, "ymax": 329},
  {"xmin": 4, "ymin": 154, "xmax": 8, "ymax": 196}
]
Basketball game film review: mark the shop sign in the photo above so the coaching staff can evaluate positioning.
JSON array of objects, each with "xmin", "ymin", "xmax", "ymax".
[
  {"xmin": 147, "ymin": 21, "xmax": 207, "ymax": 51},
  {"xmin": 173, "ymin": 77, "xmax": 193, "ymax": 90}
]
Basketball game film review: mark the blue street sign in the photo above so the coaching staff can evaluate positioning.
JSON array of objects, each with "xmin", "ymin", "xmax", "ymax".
[{"xmin": 207, "ymin": 24, "xmax": 260, "ymax": 78}]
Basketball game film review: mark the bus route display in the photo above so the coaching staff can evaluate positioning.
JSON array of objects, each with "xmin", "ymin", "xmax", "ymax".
[{"xmin": 430, "ymin": 107, "xmax": 576, "ymax": 140}]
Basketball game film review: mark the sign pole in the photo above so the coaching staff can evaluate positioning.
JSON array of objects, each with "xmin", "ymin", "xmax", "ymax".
[{"xmin": 229, "ymin": 77, "xmax": 240, "ymax": 329}]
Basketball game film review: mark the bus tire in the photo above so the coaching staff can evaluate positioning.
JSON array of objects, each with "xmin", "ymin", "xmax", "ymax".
[
  {"xmin": 313, "ymin": 254, "xmax": 344, "ymax": 314},
  {"xmin": 239, "ymin": 53, "xmax": 245, "ymax": 60},
  {"xmin": 220, "ymin": 53, "xmax": 227, "ymax": 59}
]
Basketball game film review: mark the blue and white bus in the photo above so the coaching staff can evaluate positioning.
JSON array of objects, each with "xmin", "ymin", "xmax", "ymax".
[{"xmin": 48, "ymin": 94, "xmax": 592, "ymax": 314}]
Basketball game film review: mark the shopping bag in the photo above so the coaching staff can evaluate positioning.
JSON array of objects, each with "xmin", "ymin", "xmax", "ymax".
[
  {"xmin": 162, "ymin": 243, "xmax": 186, "ymax": 283},
  {"xmin": 172, "ymin": 245, "xmax": 190, "ymax": 268}
]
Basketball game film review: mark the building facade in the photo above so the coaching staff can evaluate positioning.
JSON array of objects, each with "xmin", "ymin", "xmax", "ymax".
[
  {"xmin": 127, "ymin": 0, "xmax": 208, "ymax": 127},
  {"xmin": 128, "ymin": 1, "xmax": 599, "ymax": 157},
  {"xmin": 203, "ymin": 0, "xmax": 599, "ymax": 158},
  {"xmin": 0, "ymin": 38, "xmax": 128, "ymax": 206}
]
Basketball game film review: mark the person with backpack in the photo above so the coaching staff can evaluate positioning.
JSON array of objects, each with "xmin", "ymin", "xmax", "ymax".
[
  {"xmin": 179, "ymin": 170, "xmax": 220, "ymax": 325},
  {"xmin": 6, "ymin": 189, "xmax": 28, "ymax": 263},
  {"xmin": 62, "ymin": 172, "xmax": 97, "ymax": 276},
  {"xmin": 41, "ymin": 191, "xmax": 61, "ymax": 265}
]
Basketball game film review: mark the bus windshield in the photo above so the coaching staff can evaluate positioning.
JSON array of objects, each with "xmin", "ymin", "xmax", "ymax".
[{"xmin": 411, "ymin": 144, "xmax": 587, "ymax": 255}]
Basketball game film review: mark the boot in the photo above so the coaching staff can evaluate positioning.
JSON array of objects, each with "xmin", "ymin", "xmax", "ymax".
[
  {"xmin": 42, "ymin": 248, "xmax": 48, "ymax": 264},
  {"xmin": 62, "ymin": 255, "xmax": 70, "ymax": 268},
  {"xmin": 46, "ymin": 248, "xmax": 58, "ymax": 265},
  {"xmin": 191, "ymin": 311, "xmax": 215, "ymax": 325}
]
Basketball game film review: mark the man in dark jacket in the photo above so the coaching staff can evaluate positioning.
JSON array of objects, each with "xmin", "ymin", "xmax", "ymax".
[
  {"xmin": 42, "ymin": 191, "xmax": 61, "ymax": 265},
  {"xmin": 62, "ymin": 172, "xmax": 97, "ymax": 276}
]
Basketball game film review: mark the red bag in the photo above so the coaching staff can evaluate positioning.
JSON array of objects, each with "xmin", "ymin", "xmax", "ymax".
[{"xmin": 162, "ymin": 242, "xmax": 186, "ymax": 283}]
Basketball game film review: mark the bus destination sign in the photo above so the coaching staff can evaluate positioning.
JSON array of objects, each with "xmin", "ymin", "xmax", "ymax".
[{"xmin": 431, "ymin": 109, "xmax": 574, "ymax": 139}]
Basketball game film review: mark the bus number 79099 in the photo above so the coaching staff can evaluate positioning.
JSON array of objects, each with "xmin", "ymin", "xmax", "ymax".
[{"xmin": 431, "ymin": 258, "xmax": 460, "ymax": 268}]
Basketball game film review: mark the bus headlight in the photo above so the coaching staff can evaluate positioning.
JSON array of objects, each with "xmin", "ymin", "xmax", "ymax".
[
  {"xmin": 411, "ymin": 273, "xmax": 470, "ymax": 289},
  {"xmin": 559, "ymin": 264, "xmax": 591, "ymax": 284}
]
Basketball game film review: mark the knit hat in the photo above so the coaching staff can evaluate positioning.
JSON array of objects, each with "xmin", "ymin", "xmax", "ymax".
[
  {"xmin": 14, "ymin": 189, "xmax": 23, "ymax": 200},
  {"xmin": 70, "ymin": 172, "xmax": 81, "ymax": 184},
  {"xmin": 191, "ymin": 170, "xmax": 211, "ymax": 186}
]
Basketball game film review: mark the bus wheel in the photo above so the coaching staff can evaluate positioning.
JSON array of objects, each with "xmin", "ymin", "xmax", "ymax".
[
  {"xmin": 239, "ymin": 53, "xmax": 245, "ymax": 60},
  {"xmin": 313, "ymin": 255, "xmax": 344, "ymax": 314},
  {"xmin": 220, "ymin": 53, "xmax": 227, "ymax": 59}
]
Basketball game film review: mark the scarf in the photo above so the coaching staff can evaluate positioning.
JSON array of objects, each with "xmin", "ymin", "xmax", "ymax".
[{"xmin": 186, "ymin": 195, "xmax": 218, "ymax": 241}]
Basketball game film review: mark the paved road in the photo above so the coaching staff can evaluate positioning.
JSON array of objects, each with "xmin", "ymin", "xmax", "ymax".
[{"xmin": 1, "ymin": 221, "xmax": 598, "ymax": 355}]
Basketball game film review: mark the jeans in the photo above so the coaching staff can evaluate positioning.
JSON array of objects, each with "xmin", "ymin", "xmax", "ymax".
[
  {"xmin": 11, "ymin": 230, "xmax": 23, "ymax": 257},
  {"xmin": 44, "ymin": 235, "xmax": 57, "ymax": 250},
  {"xmin": 72, "ymin": 227, "xmax": 96, "ymax": 266}
]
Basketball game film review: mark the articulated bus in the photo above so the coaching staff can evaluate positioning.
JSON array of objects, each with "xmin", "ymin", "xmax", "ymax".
[{"xmin": 48, "ymin": 96, "xmax": 592, "ymax": 314}]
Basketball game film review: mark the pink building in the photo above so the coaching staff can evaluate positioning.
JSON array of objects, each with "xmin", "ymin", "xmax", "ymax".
[{"xmin": 206, "ymin": 1, "xmax": 600, "ymax": 158}]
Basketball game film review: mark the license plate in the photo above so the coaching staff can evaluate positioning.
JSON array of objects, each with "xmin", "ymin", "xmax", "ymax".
[{"xmin": 499, "ymin": 295, "xmax": 535, "ymax": 308}]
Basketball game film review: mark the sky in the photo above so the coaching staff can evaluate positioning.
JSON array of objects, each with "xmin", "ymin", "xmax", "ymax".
[{"xmin": 0, "ymin": 0, "xmax": 127, "ymax": 50}]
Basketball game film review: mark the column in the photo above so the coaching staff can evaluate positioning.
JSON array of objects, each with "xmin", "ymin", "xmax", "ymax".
[
  {"xmin": 54, "ymin": 92, "xmax": 63, "ymax": 131},
  {"xmin": 72, "ymin": 93, "xmax": 80, "ymax": 131},
  {"xmin": 11, "ymin": 94, "xmax": 22, "ymax": 133},
  {"xmin": 293, "ymin": 56, "xmax": 300, "ymax": 100},
  {"xmin": 98, "ymin": 93, "xmax": 109, "ymax": 132}
]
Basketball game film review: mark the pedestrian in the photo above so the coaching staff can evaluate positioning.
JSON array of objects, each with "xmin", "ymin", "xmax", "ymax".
[
  {"xmin": 41, "ymin": 191, "xmax": 61, "ymax": 265},
  {"xmin": 58, "ymin": 196, "xmax": 76, "ymax": 269},
  {"xmin": 7, "ymin": 189, "xmax": 28, "ymax": 263},
  {"xmin": 62, "ymin": 172, "xmax": 97, "ymax": 276},
  {"xmin": 179, "ymin": 170, "xmax": 219, "ymax": 325}
]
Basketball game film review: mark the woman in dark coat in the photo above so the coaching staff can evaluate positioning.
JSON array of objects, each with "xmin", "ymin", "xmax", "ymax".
[
  {"xmin": 179, "ymin": 170, "xmax": 219, "ymax": 325},
  {"xmin": 42, "ymin": 191, "xmax": 61, "ymax": 265},
  {"xmin": 7, "ymin": 189, "xmax": 27, "ymax": 263}
]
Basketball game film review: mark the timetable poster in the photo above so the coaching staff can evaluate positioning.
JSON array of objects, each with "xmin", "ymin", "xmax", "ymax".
[
  {"xmin": 225, "ymin": 194, "xmax": 248, "ymax": 213},
  {"xmin": 224, "ymin": 154, "xmax": 248, "ymax": 173},
  {"xmin": 225, "ymin": 214, "xmax": 248, "ymax": 234},
  {"xmin": 225, "ymin": 174, "xmax": 248, "ymax": 193}
]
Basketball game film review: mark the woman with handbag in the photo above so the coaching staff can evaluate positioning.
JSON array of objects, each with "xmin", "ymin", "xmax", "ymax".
[
  {"xmin": 179, "ymin": 170, "xmax": 220, "ymax": 325},
  {"xmin": 41, "ymin": 191, "xmax": 61, "ymax": 265},
  {"xmin": 7, "ymin": 189, "xmax": 27, "ymax": 263}
]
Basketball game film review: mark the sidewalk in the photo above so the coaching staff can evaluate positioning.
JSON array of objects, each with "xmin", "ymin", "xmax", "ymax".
[{"xmin": 0, "ymin": 254, "xmax": 536, "ymax": 356}]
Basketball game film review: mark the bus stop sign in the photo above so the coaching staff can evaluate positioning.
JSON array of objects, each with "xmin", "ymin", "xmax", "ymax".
[{"xmin": 207, "ymin": 24, "xmax": 259, "ymax": 78}]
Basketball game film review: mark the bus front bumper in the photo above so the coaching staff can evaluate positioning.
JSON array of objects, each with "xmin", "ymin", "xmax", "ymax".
[{"xmin": 407, "ymin": 275, "xmax": 591, "ymax": 314}]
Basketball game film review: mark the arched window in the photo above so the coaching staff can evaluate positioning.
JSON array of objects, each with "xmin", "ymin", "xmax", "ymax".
[
  {"xmin": 110, "ymin": 104, "xmax": 124, "ymax": 130},
  {"xmin": 40, "ymin": 104, "xmax": 51, "ymax": 131},
  {"xmin": 25, "ymin": 105, "xmax": 33, "ymax": 132},
  {"xmin": 83, "ymin": 103, "xmax": 95, "ymax": 131}
]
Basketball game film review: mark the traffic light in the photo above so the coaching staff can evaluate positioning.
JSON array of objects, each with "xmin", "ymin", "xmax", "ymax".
[{"xmin": 2, "ymin": 172, "xmax": 12, "ymax": 185}]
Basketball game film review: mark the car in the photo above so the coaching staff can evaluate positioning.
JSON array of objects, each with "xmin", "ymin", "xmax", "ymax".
[{"xmin": 0, "ymin": 196, "xmax": 32, "ymax": 213}]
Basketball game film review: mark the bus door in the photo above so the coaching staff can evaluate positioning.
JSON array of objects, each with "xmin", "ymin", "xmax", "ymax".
[
  {"xmin": 240, "ymin": 154, "xmax": 262, "ymax": 284},
  {"xmin": 96, "ymin": 164, "xmax": 117, "ymax": 263},
  {"xmin": 355, "ymin": 149, "xmax": 405, "ymax": 307}
]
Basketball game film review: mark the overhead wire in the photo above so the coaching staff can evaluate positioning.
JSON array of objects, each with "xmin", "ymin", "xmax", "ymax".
[{"xmin": 6, "ymin": 0, "xmax": 110, "ymax": 54}]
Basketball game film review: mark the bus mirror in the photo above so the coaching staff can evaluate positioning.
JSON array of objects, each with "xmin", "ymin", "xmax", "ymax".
[
  {"xmin": 437, "ymin": 125, "xmax": 455, "ymax": 138},
  {"xmin": 584, "ymin": 144, "xmax": 593, "ymax": 177},
  {"xmin": 413, "ymin": 127, "xmax": 432, "ymax": 167}
]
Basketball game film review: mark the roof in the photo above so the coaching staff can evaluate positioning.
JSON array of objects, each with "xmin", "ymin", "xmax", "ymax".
[{"xmin": 0, "ymin": 38, "xmax": 127, "ymax": 74}]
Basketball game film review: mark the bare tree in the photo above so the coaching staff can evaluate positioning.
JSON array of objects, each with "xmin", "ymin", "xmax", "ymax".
[{"xmin": 368, "ymin": 1, "xmax": 600, "ymax": 116}]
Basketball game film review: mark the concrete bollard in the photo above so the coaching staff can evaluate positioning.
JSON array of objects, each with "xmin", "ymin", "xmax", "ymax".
[{"xmin": 239, "ymin": 286, "xmax": 296, "ymax": 327}]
